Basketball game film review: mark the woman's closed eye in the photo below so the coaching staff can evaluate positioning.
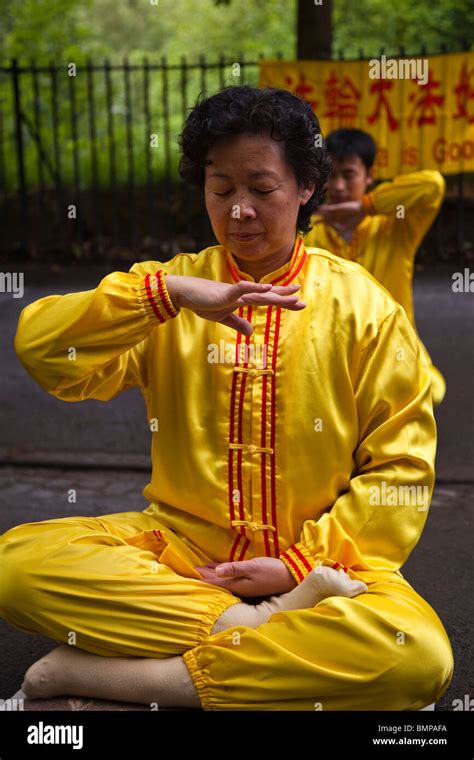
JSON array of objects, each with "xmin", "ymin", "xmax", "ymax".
[{"xmin": 213, "ymin": 187, "xmax": 278, "ymax": 197}]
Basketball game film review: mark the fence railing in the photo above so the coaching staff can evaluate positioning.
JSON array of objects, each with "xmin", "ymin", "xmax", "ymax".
[{"xmin": 0, "ymin": 48, "xmax": 472, "ymax": 262}]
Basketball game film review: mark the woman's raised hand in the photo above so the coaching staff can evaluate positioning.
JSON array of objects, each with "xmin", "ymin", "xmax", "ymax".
[{"xmin": 165, "ymin": 274, "xmax": 306, "ymax": 336}]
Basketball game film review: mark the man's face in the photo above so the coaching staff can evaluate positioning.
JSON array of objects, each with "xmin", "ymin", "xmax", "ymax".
[
  {"xmin": 204, "ymin": 132, "xmax": 314, "ymax": 266},
  {"xmin": 326, "ymin": 155, "xmax": 373, "ymax": 204}
]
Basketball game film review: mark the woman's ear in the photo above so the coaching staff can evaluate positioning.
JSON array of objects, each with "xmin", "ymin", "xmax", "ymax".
[{"xmin": 300, "ymin": 183, "xmax": 316, "ymax": 206}]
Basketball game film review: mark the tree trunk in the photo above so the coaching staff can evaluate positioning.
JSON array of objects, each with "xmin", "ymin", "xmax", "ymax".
[{"xmin": 297, "ymin": 0, "xmax": 332, "ymax": 59}]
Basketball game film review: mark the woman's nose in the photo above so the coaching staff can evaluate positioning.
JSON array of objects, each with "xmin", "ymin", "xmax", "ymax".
[{"xmin": 230, "ymin": 201, "xmax": 257, "ymax": 219}]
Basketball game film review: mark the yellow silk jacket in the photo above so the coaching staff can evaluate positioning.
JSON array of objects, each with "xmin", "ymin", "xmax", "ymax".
[
  {"xmin": 14, "ymin": 237, "xmax": 436, "ymax": 586},
  {"xmin": 303, "ymin": 171, "xmax": 446, "ymax": 403}
]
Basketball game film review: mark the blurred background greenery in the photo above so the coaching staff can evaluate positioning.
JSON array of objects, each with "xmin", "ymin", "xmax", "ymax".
[
  {"xmin": 1, "ymin": 0, "xmax": 473, "ymax": 62},
  {"xmin": 1, "ymin": 0, "xmax": 473, "ymax": 191},
  {"xmin": 0, "ymin": 0, "xmax": 472, "ymax": 259}
]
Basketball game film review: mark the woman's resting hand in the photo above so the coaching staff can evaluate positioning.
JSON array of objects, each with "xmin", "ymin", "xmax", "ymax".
[
  {"xmin": 165, "ymin": 275, "xmax": 306, "ymax": 336},
  {"xmin": 195, "ymin": 556, "xmax": 298, "ymax": 597}
]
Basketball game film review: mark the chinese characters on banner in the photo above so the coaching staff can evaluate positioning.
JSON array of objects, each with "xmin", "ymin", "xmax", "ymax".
[{"xmin": 259, "ymin": 52, "xmax": 474, "ymax": 177}]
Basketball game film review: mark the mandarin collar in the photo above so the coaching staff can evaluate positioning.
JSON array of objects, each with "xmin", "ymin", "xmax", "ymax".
[{"xmin": 224, "ymin": 236, "xmax": 307, "ymax": 286}]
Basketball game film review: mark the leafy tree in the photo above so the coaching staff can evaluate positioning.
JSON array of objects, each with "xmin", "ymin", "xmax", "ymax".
[
  {"xmin": 1, "ymin": 0, "xmax": 471, "ymax": 65},
  {"xmin": 0, "ymin": 0, "xmax": 295, "ymax": 64},
  {"xmin": 333, "ymin": 0, "xmax": 473, "ymax": 56},
  {"xmin": 0, "ymin": 0, "xmax": 95, "ymax": 63}
]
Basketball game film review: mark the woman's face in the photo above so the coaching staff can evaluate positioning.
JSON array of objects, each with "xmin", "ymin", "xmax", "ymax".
[{"xmin": 204, "ymin": 132, "xmax": 314, "ymax": 268}]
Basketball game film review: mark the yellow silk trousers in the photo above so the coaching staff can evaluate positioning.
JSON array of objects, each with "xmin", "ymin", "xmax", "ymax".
[{"xmin": 0, "ymin": 509, "xmax": 454, "ymax": 711}]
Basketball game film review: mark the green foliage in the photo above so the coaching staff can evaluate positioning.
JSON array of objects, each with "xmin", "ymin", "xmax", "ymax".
[
  {"xmin": 0, "ymin": 0, "xmax": 96, "ymax": 63},
  {"xmin": 1, "ymin": 0, "xmax": 472, "ymax": 65},
  {"xmin": 0, "ymin": 0, "xmax": 295, "ymax": 65},
  {"xmin": 333, "ymin": 0, "xmax": 474, "ymax": 56},
  {"xmin": 1, "ymin": 0, "xmax": 471, "ymax": 194}
]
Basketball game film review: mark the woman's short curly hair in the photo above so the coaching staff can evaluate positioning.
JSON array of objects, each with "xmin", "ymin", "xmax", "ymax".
[{"xmin": 178, "ymin": 85, "xmax": 332, "ymax": 235}]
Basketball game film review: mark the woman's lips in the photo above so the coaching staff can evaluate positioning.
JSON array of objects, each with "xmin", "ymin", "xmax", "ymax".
[{"xmin": 231, "ymin": 233, "xmax": 262, "ymax": 241}]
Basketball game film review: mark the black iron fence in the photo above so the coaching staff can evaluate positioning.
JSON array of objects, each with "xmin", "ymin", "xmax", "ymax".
[
  {"xmin": 0, "ymin": 53, "xmax": 263, "ymax": 259},
  {"xmin": 0, "ymin": 49, "xmax": 472, "ymax": 263}
]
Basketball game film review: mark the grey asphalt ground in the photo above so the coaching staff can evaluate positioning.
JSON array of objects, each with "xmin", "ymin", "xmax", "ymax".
[{"xmin": 0, "ymin": 261, "xmax": 473, "ymax": 709}]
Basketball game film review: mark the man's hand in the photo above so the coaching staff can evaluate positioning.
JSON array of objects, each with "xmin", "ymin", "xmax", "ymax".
[
  {"xmin": 165, "ymin": 275, "xmax": 306, "ymax": 336},
  {"xmin": 318, "ymin": 201, "xmax": 365, "ymax": 232},
  {"xmin": 195, "ymin": 557, "xmax": 298, "ymax": 597}
]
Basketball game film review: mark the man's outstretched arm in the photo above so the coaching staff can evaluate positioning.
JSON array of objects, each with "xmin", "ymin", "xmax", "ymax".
[{"xmin": 361, "ymin": 169, "xmax": 446, "ymax": 248}]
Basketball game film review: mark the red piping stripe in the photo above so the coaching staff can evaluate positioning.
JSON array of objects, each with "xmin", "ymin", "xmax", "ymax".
[
  {"xmin": 281, "ymin": 551, "xmax": 305, "ymax": 582},
  {"xmin": 156, "ymin": 270, "xmax": 178, "ymax": 319},
  {"xmin": 230, "ymin": 533, "xmax": 243, "ymax": 562},
  {"xmin": 229, "ymin": 305, "xmax": 252, "ymax": 562},
  {"xmin": 226, "ymin": 255, "xmax": 241, "ymax": 283},
  {"xmin": 235, "ymin": 306, "xmax": 252, "ymax": 558},
  {"xmin": 291, "ymin": 545, "xmax": 313, "ymax": 573},
  {"xmin": 269, "ymin": 304, "xmax": 282, "ymax": 557},
  {"xmin": 237, "ymin": 537, "xmax": 250, "ymax": 561},
  {"xmin": 145, "ymin": 274, "xmax": 166, "ymax": 323},
  {"xmin": 271, "ymin": 238, "xmax": 304, "ymax": 286},
  {"xmin": 282, "ymin": 244, "xmax": 307, "ymax": 287},
  {"xmin": 228, "ymin": 321, "xmax": 240, "ymax": 561},
  {"xmin": 260, "ymin": 305, "xmax": 273, "ymax": 557}
]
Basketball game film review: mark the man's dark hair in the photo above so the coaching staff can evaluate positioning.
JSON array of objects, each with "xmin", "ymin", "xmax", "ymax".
[
  {"xmin": 178, "ymin": 85, "xmax": 332, "ymax": 234},
  {"xmin": 325, "ymin": 128, "xmax": 376, "ymax": 171}
]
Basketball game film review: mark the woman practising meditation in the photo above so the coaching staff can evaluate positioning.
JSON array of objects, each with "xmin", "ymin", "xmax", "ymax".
[{"xmin": 0, "ymin": 85, "xmax": 453, "ymax": 710}]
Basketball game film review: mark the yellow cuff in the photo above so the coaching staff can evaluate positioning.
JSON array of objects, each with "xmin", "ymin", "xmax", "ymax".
[
  {"xmin": 315, "ymin": 557, "xmax": 370, "ymax": 584},
  {"xmin": 140, "ymin": 270, "xmax": 181, "ymax": 324},
  {"xmin": 280, "ymin": 547, "xmax": 372, "ymax": 586},
  {"xmin": 279, "ymin": 543, "xmax": 316, "ymax": 584}
]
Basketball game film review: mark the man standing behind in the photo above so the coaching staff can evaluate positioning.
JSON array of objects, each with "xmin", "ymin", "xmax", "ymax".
[{"xmin": 304, "ymin": 128, "xmax": 446, "ymax": 406}]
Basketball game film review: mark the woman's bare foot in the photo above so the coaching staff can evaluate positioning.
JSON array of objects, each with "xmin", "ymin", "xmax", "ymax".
[
  {"xmin": 306, "ymin": 566, "xmax": 369, "ymax": 601},
  {"xmin": 22, "ymin": 645, "xmax": 200, "ymax": 707},
  {"xmin": 212, "ymin": 565, "xmax": 368, "ymax": 633}
]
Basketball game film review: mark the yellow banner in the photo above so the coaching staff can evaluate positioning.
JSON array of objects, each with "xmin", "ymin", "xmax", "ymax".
[{"xmin": 259, "ymin": 52, "xmax": 474, "ymax": 177}]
